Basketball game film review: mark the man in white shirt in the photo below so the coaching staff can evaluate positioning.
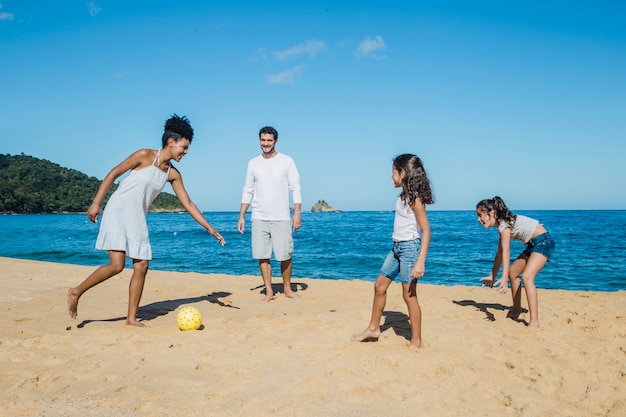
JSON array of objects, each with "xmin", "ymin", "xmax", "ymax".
[{"xmin": 238, "ymin": 126, "xmax": 302, "ymax": 301}]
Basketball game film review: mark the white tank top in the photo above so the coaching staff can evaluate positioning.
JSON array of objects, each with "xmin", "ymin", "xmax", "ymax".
[{"xmin": 392, "ymin": 197, "xmax": 420, "ymax": 242}]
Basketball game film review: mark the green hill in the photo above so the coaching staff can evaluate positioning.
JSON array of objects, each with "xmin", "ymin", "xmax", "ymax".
[{"xmin": 0, "ymin": 153, "xmax": 183, "ymax": 214}]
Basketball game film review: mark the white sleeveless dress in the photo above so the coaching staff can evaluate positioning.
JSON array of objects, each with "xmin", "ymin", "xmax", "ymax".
[{"xmin": 95, "ymin": 150, "xmax": 170, "ymax": 260}]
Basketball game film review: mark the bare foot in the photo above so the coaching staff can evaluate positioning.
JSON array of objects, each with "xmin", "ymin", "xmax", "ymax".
[
  {"xmin": 526, "ymin": 322, "xmax": 540, "ymax": 330},
  {"xmin": 262, "ymin": 293, "xmax": 274, "ymax": 302},
  {"xmin": 408, "ymin": 340, "xmax": 423, "ymax": 349},
  {"xmin": 284, "ymin": 290, "xmax": 301, "ymax": 299},
  {"xmin": 67, "ymin": 288, "xmax": 79, "ymax": 319},
  {"xmin": 351, "ymin": 328, "xmax": 381, "ymax": 342},
  {"xmin": 125, "ymin": 319, "xmax": 146, "ymax": 328}
]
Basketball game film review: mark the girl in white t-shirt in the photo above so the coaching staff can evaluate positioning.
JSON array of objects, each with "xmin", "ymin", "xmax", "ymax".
[
  {"xmin": 352, "ymin": 154, "xmax": 434, "ymax": 348},
  {"xmin": 476, "ymin": 196, "xmax": 555, "ymax": 329}
]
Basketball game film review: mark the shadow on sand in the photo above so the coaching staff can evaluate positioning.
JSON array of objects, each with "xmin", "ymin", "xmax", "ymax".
[
  {"xmin": 249, "ymin": 282, "xmax": 309, "ymax": 296},
  {"xmin": 380, "ymin": 311, "xmax": 412, "ymax": 341},
  {"xmin": 76, "ymin": 291, "xmax": 237, "ymax": 328},
  {"xmin": 453, "ymin": 299, "xmax": 528, "ymax": 324}
]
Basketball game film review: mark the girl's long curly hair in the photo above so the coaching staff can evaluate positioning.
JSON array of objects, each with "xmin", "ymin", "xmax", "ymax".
[
  {"xmin": 476, "ymin": 196, "xmax": 517, "ymax": 226},
  {"xmin": 393, "ymin": 153, "xmax": 435, "ymax": 207}
]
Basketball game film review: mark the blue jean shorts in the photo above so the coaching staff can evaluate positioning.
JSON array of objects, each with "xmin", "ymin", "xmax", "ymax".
[
  {"xmin": 521, "ymin": 232, "xmax": 555, "ymax": 261},
  {"xmin": 379, "ymin": 238, "xmax": 421, "ymax": 284}
]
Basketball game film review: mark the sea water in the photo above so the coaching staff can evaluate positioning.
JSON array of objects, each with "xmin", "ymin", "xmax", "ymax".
[{"xmin": 1, "ymin": 211, "xmax": 625, "ymax": 292}]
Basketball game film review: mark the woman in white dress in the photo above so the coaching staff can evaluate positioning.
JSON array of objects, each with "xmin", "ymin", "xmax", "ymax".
[{"xmin": 67, "ymin": 115, "xmax": 225, "ymax": 327}]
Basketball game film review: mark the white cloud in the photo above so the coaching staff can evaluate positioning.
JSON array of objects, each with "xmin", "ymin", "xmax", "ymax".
[
  {"xmin": 335, "ymin": 39, "xmax": 352, "ymax": 49},
  {"xmin": 87, "ymin": 2, "xmax": 101, "ymax": 17},
  {"xmin": 273, "ymin": 40, "xmax": 326, "ymax": 61},
  {"xmin": 0, "ymin": 3, "xmax": 14, "ymax": 21},
  {"xmin": 250, "ymin": 47, "xmax": 270, "ymax": 62},
  {"xmin": 113, "ymin": 70, "xmax": 131, "ymax": 79},
  {"xmin": 356, "ymin": 35, "xmax": 387, "ymax": 58},
  {"xmin": 267, "ymin": 65, "xmax": 304, "ymax": 84}
]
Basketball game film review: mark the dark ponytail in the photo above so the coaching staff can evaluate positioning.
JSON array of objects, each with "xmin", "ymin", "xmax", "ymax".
[{"xmin": 476, "ymin": 196, "xmax": 516, "ymax": 226}]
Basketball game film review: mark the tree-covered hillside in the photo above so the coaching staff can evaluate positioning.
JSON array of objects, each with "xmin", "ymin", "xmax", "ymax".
[{"xmin": 0, "ymin": 154, "xmax": 183, "ymax": 213}]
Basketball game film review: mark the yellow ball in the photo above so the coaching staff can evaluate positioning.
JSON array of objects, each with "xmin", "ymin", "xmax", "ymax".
[{"xmin": 176, "ymin": 306, "xmax": 202, "ymax": 331}]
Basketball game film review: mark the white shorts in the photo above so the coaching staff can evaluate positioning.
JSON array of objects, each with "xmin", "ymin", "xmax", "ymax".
[{"xmin": 251, "ymin": 220, "xmax": 293, "ymax": 261}]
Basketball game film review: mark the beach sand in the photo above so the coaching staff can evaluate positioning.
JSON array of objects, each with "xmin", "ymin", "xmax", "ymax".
[{"xmin": 1, "ymin": 256, "xmax": 624, "ymax": 417}]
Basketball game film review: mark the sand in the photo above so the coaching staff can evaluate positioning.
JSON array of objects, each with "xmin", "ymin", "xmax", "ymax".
[{"xmin": 0, "ymin": 256, "xmax": 624, "ymax": 417}]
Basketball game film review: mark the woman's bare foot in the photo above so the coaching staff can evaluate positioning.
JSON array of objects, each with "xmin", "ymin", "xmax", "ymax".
[
  {"xmin": 526, "ymin": 322, "xmax": 540, "ymax": 330},
  {"xmin": 67, "ymin": 288, "xmax": 79, "ymax": 319},
  {"xmin": 351, "ymin": 328, "xmax": 381, "ymax": 342},
  {"xmin": 262, "ymin": 292, "xmax": 274, "ymax": 302},
  {"xmin": 125, "ymin": 319, "xmax": 146, "ymax": 328}
]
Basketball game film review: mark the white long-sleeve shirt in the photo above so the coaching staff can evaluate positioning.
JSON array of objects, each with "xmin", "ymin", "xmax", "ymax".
[{"xmin": 241, "ymin": 153, "xmax": 302, "ymax": 221}]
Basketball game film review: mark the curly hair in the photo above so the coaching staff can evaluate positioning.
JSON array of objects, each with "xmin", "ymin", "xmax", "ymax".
[
  {"xmin": 162, "ymin": 114, "xmax": 194, "ymax": 147},
  {"xmin": 476, "ymin": 196, "xmax": 517, "ymax": 226},
  {"xmin": 393, "ymin": 153, "xmax": 435, "ymax": 206}
]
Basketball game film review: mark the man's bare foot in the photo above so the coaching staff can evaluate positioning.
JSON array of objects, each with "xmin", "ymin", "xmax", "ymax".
[
  {"xmin": 262, "ymin": 293, "xmax": 274, "ymax": 302},
  {"xmin": 67, "ymin": 288, "xmax": 79, "ymax": 319},
  {"xmin": 125, "ymin": 319, "xmax": 146, "ymax": 328},
  {"xmin": 526, "ymin": 322, "xmax": 540, "ymax": 330},
  {"xmin": 284, "ymin": 290, "xmax": 301, "ymax": 299},
  {"xmin": 351, "ymin": 328, "xmax": 381, "ymax": 342}
]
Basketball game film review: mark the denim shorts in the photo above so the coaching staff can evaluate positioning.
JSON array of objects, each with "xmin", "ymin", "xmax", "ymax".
[
  {"xmin": 522, "ymin": 232, "xmax": 555, "ymax": 261},
  {"xmin": 379, "ymin": 238, "xmax": 421, "ymax": 284}
]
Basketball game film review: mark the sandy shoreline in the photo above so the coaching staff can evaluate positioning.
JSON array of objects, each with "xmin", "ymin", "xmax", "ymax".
[{"xmin": 1, "ymin": 256, "xmax": 624, "ymax": 416}]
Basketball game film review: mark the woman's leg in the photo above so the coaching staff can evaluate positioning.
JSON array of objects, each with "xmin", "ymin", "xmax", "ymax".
[
  {"xmin": 351, "ymin": 275, "xmax": 392, "ymax": 341},
  {"xmin": 126, "ymin": 258, "xmax": 149, "ymax": 327},
  {"xmin": 67, "ymin": 251, "xmax": 126, "ymax": 319},
  {"xmin": 403, "ymin": 281, "xmax": 422, "ymax": 348}
]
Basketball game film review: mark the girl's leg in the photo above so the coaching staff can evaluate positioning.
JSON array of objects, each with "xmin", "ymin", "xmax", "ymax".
[
  {"xmin": 507, "ymin": 255, "xmax": 528, "ymax": 319},
  {"xmin": 67, "ymin": 251, "xmax": 126, "ymax": 319},
  {"xmin": 351, "ymin": 275, "xmax": 392, "ymax": 341},
  {"xmin": 520, "ymin": 253, "xmax": 547, "ymax": 329},
  {"xmin": 402, "ymin": 281, "xmax": 422, "ymax": 348},
  {"xmin": 126, "ymin": 258, "xmax": 149, "ymax": 327}
]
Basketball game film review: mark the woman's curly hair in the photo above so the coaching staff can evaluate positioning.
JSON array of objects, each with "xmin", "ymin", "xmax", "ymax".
[
  {"xmin": 162, "ymin": 114, "xmax": 194, "ymax": 147},
  {"xmin": 393, "ymin": 153, "xmax": 435, "ymax": 207}
]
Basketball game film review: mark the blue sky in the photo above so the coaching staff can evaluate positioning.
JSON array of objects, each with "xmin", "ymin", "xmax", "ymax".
[{"xmin": 1, "ymin": 1, "xmax": 625, "ymax": 211}]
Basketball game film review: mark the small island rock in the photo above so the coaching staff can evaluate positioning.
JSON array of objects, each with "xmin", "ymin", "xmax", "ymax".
[{"xmin": 311, "ymin": 200, "xmax": 340, "ymax": 213}]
